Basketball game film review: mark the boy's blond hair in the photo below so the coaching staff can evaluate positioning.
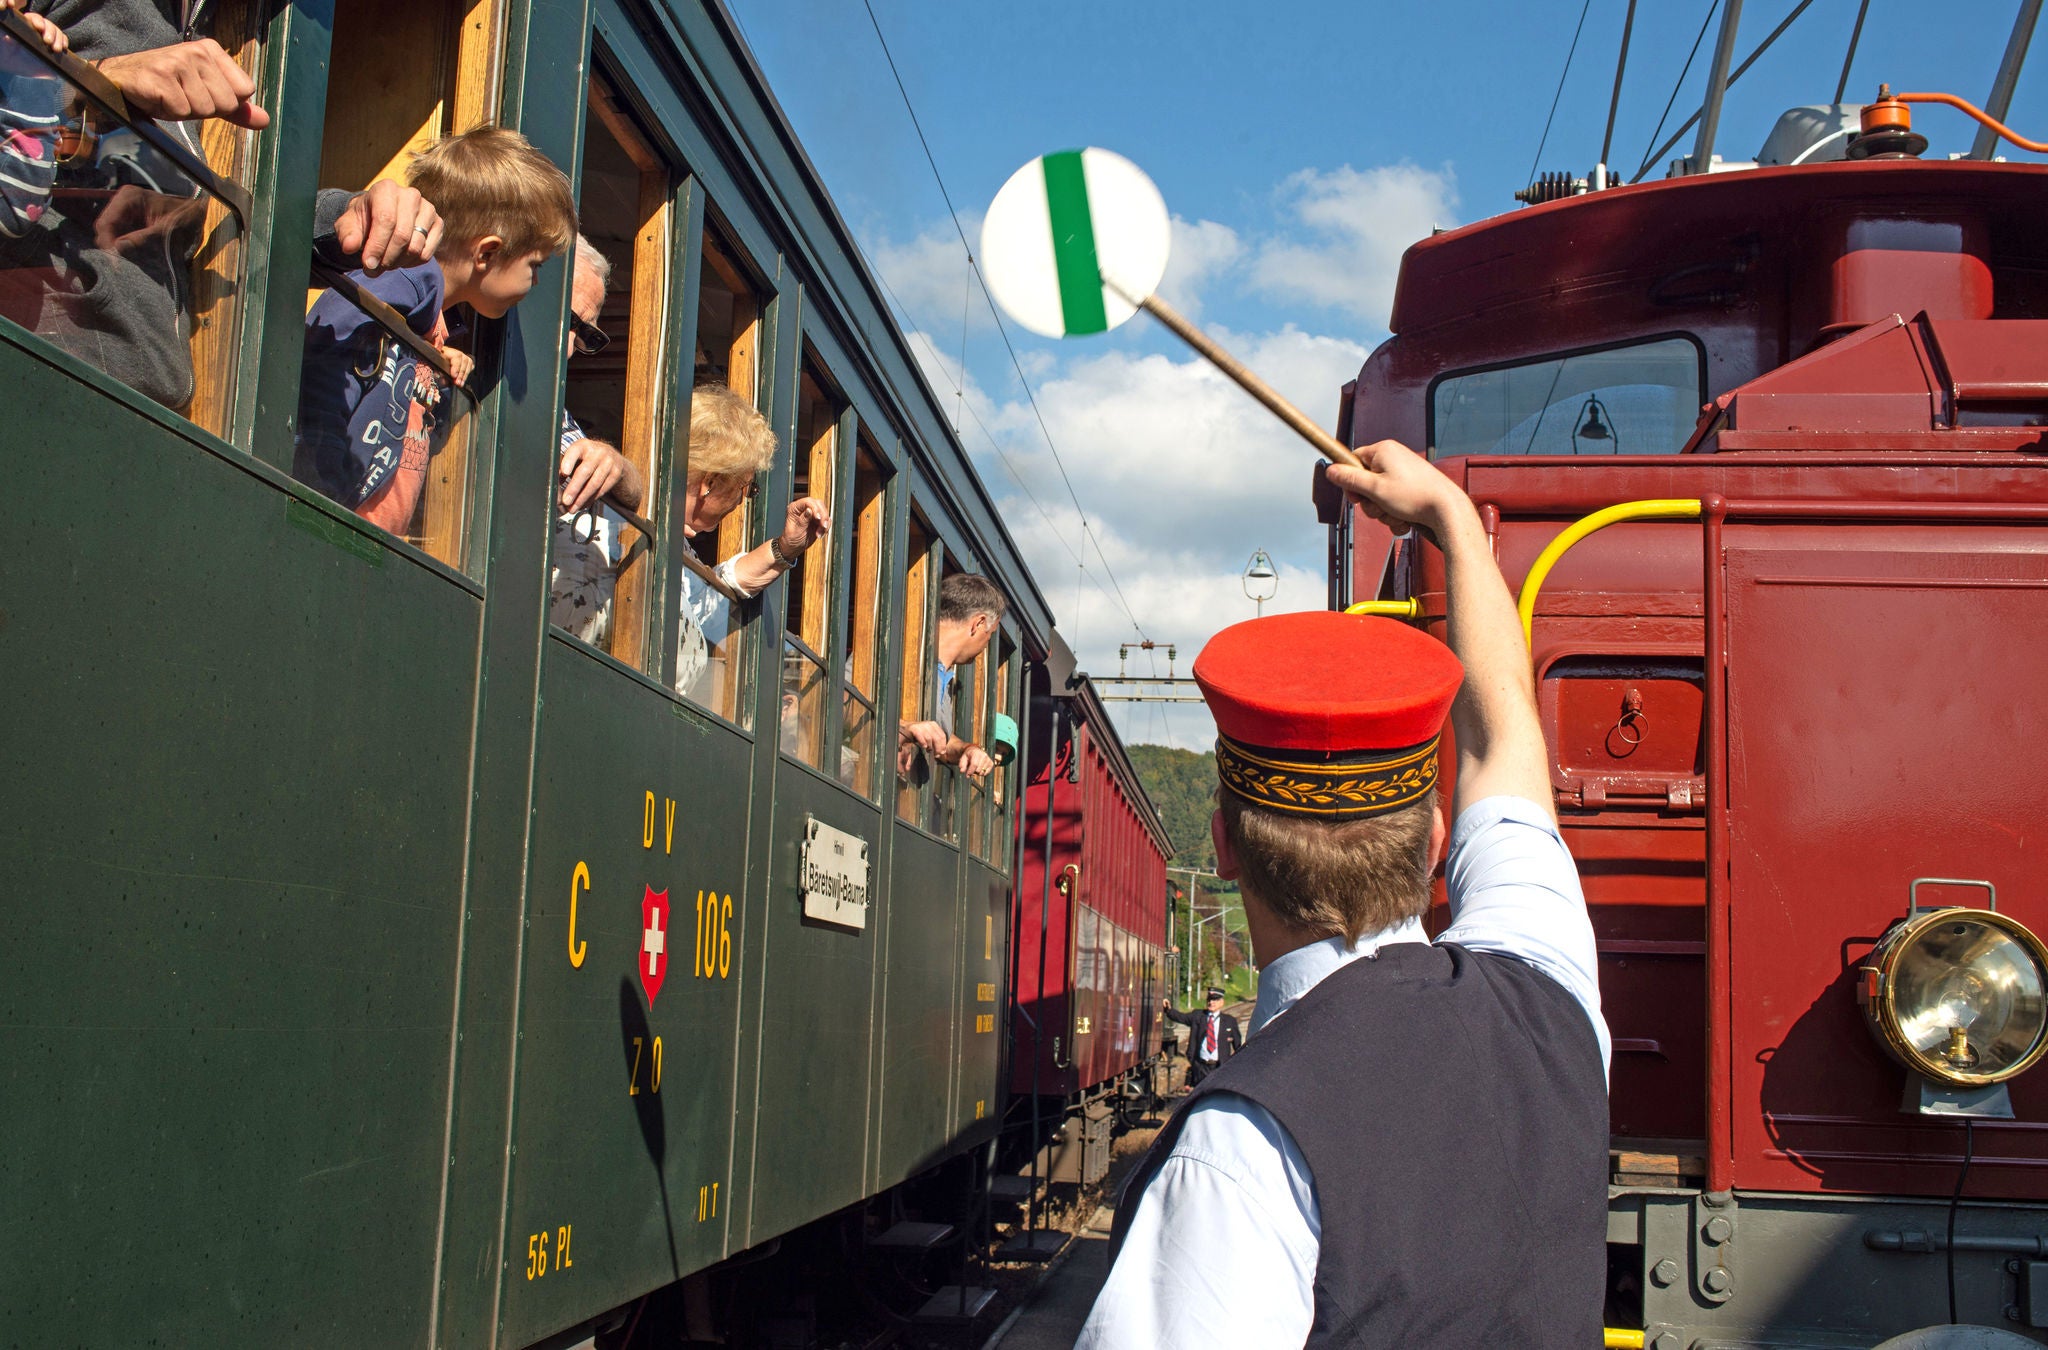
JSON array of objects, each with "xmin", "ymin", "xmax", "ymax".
[
  {"xmin": 687, "ymin": 383, "xmax": 779, "ymax": 483},
  {"xmin": 407, "ymin": 126, "xmax": 576, "ymax": 259},
  {"xmin": 1219, "ymin": 789, "xmax": 1437, "ymax": 942}
]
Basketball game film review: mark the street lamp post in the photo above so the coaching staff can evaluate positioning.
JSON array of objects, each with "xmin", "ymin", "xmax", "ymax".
[{"xmin": 1242, "ymin": 550, "xmax": 1278, "ymax": 617}]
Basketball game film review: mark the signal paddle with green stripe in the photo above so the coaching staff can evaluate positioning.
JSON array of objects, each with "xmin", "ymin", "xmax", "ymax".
[{"xmin": 980, "ymin": 149, "xmax": 1361, "ymax": 469}]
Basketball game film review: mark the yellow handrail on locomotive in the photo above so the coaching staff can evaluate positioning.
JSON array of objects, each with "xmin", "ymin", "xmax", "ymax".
[
  {"xmin": 1344, "ymin": 598, "xmax": 1422, "ymax": 619},
  {"xmin": 1517, "ymin": 500, "xmax": 1703, "ymax": 647},
  {"xmin": 1603, "ymin": 1331, "xmax": 1646, "ymax": 1350}
]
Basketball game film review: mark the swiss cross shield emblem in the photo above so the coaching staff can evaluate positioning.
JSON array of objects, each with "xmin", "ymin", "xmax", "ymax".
[{"xmin": 640, "ymin": 886, "xmax": 670, "ymax": 1005}]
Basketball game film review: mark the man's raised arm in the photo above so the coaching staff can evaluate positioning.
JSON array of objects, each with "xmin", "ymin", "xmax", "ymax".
[{"xmin": 1325, "ymin": 442, "xmax": 1553, "ymax": 822}]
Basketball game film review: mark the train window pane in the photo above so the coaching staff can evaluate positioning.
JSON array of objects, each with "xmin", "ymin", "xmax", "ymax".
[
  {"xmin": 937, "ymin": 639, "xmax": 973, "ymax": 842},
  {"xmin": 1430, "ymin": 337, "xmax": 1703, "ymax": 459},
  {"xmin": 895, "ymin": 514, "xmax": 935, "ymax": 826},
  {"xmin": 779, "ymin": 639, "xmax": 828, "ymax": 764},
  {"xmin": 964, "ymin": 640, "xmax": 989, "ymax": 857},
  {"xmin": 837, "ymin": 437, "xmax": 886, "ymax": 800},
  {"xmin": 551, "ymin": 75, "xmax": 671, "ymax": 669},
  {"xmin": 779, "ymin": 357, "xmax": 841, "ymax": 775},
  {"xmin": 301, "ymin": 0, "xmax": 508, "ymax": 570},
  {"xmin": 0, "ymin": 14, "xmax": 255, "ymax": 437},
  {"xmin": 841, "ymin": 688, "xmax": 880, "ymax": 802},
  {"xmin": 983, "ymin": 639, "xmax": 1016, "ymax": 868},
  {"xmin": 679, "ymin": 226, "xmax": 769, "ymax": 727}
]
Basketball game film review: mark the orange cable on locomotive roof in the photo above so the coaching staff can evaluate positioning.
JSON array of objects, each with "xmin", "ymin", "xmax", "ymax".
[{"xmin": 1865, "ymin": 85, "xmax": 2048, "ymax": 154}]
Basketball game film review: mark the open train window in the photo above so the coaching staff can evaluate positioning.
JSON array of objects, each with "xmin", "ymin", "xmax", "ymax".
[
  {"xmin": 964, "ymin": 637, "xmax": 991, "ymax": 858},
  {"xmin": 837, "ymin": 435, "xmax": 888, "ymax": 801},
  {"xmin": 895, "ymin": 511, "xmax": 936, "ymax": 827},
  {"xmin": 1428, "ymin": 334, "xmax": 1705, "ymax": 459},
  {"xmin": 779, "ymin": 354, "xmax": 844, "ymax": 770},
  {"xmin": 979, "ymin": 635, "xmax": 1018, "ymax": 869},
  {"xmin": 550, "ymin": 72, "xmax": 672, "ymax": 671},
  {"xmin": 300, "ymin": 0, "xmax": 507, "ymax": 571},
  {"xmin": 937, "ymin": 589, "xmax": 975, "ymax": 843},
  {"xmin": 679, "ymin": 222, "xmax": 769, "ymax": 726},
  {"xmin": 0, "ymin": 7, "xmax": 261, "ymax": 440}
]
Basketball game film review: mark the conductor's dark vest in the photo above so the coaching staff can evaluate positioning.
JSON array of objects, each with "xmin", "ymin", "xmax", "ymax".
[{"xmin": 1109, "ymin": 942, "xmax": 1608, "ymax": 1349}]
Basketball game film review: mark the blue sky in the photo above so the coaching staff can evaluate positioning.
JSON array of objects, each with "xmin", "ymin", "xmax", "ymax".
[{"xmin": 735, "ymin": 0, "xmax": 2047, "ymax": 748}]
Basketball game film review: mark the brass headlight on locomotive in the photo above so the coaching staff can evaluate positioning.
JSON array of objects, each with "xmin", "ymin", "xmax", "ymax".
[{"xmin": 1859, "ymin": 886, "xmax": 2048, "ymax": 1094}]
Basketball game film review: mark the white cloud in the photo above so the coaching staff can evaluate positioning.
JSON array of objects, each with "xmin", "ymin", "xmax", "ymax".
[
  {"xmin": 865, "ymin": 163, "xmax": 1451, "ymax": 747},
  {"xmin": 865, "ymin": 212, "xmax": 986, "ymax": 339},
  {"xmin": 961, "ymin": 323, "xmax": 1370, "ymax": 748},
  {"xmin": 1251, "ymin": 163, "xmax": 1459, "ymax": 330},
  {"xmin": 1155, "ymin": 216, "xmax": 1243, "ymax": 318}
]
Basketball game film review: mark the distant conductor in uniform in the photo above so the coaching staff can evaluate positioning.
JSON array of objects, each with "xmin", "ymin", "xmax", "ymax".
[
  {"xmin": 1160, "ymin": 986, "xmax": 1241, "ymax": 1089},
  {"xmin": 1078, "ymin": 439, "xmax": 1610, "ymax": 1349}
]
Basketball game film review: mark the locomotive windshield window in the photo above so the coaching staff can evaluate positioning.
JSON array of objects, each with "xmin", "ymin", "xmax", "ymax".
[
  {"xmin": 1429, "ymin": 336, "xmax": 1703, "ymax": 459},
  {"xmin": 0, "ymin": 9, "xmax": 259, "ymax": 442},
  {"xmin": 838, "ymin": 436, "xmax": 888, "ymax": 802},
  {"xmin": 680, "ymin": 223, "xmax": 770, "ymax": 727},
  {"xmin": 553, "ymin": 72, "xmax": 673, "ymax": 667},
  {"xmin": 781, "ymin": 356, "xmax": 843, "ymax": 772}
]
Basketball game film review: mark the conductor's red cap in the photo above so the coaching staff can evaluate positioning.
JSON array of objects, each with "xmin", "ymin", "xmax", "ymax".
[{"xmin": 1194, "ymin": 613, "xmax": 1463, "ymax": 819}]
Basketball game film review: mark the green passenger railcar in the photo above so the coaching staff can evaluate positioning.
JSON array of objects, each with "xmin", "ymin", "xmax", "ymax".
[{"xmin": 0, "ymin": 2, "xmax": 1051, "ymax": 1344}]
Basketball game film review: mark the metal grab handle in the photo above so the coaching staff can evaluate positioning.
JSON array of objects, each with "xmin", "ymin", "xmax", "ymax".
[
  {"xmin": 0, "ymin": 10, "xmax": 252, "ymax": 227},
  {"xmin": 310, "ymin": 264, "xmax": 476, "ymax": 404},
  {"xmin": 1909, "ymin": 876, "xmax": 1998, "ymax": 916}
]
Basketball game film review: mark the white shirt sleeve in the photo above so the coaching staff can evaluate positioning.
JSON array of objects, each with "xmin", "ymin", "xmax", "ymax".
[
  {"xmin": 1436, "ymin": 795, "xmax": 1610, "ymax": 1074},
  {"xmin": 713, "ymin": 554, "xmax": 758, "ymax": 600},
  {"xmin": 1077, "ymin": 1093, "xmax": 1318, "ymax": 1350}
]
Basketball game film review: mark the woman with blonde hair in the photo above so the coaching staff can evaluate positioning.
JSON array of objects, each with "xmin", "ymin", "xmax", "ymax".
[{"xmin": 677, "ymin": 383, "xmax": 830, "ymax": 705}]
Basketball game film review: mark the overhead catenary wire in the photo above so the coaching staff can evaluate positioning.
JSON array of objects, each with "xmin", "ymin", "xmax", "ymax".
[
  {"xmin": 1636, "ymin": 1, "xmax": 1721, "ymax": 182},
  {"xmin": 1834, "ymin": 0, "xmax": 1872, "ymax": 105},
  {"xmin": 1526, "ymin": 0, "xmax": 1596, "ymax": 188},
  {"xmin": 859, "ymin": 0, "xmax": 1151, "ymax": 644},
  {"xmin": 1631, "ymin": 0, "xmax": 1822, "ymax": 183},
  {"xmin": 874, "ymin": 263, "xmax": 1151, "ymax": 639}
]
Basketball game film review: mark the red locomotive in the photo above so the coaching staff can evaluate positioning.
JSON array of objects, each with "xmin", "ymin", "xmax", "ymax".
[
  {"xmin": 1009, "ymin": 638, "xmax": 1173, "ymax": 1187},
  {"xmin": 1326, "ymin": 91, "xmax": 2048, "ymax": 1348}
]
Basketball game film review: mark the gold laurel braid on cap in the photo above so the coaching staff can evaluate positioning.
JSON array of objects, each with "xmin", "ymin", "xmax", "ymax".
[{"xmin": 1215, "ymin": 736, "xmax": 1439, "ymax": 820}]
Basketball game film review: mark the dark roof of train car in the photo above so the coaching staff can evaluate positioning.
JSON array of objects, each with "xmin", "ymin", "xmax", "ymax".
[
  {"xmin": 1064, "ymin": 672, "xmax": 1176, "ymax": 861},
  {"xmin": 661, "ymin": 0, "xmax": 1057, "ymax": 655}
]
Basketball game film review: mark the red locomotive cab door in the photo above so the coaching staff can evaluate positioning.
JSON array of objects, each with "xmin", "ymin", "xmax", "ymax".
[{"xmin": 1719, "ymin": 527, "xmax": 2048, "ymax": 1200}]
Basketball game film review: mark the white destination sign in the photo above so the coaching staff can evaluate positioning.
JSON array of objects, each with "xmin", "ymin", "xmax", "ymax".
[{"xmin": 801, "ymin": 817, "xmax": 871, "ymax": 930}]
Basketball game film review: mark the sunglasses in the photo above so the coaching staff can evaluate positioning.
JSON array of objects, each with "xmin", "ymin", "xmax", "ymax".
[{"xmin": 568, "ymin": 313, "xmax": 610, "ymax": 356}]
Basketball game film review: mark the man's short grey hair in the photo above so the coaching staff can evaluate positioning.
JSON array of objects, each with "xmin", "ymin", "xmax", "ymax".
[{"xmin": 574, "ymin": 234, "xmax": 613, "ymax": 288}]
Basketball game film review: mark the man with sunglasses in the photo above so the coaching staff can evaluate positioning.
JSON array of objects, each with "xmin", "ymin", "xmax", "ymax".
[{"xmin": 548, "ymin": 235, "xmax": 646, "ymax": 644}]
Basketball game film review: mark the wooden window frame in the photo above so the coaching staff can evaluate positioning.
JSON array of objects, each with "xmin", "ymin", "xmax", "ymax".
[
  {"xmin": 698, "ymin": 226, "xmax": 765, "ymax": 568},
  {"xmin": 831, "ymin": 429, "xmax": 889, "ymax": 802},
  {"xmin": 583, "ymin": 72, "xmax": 674, "ymax": 672},
  {"xmin": 310, "ymin": 0, "xmax": 508, "ymax": 573},
  {"xmin": 678, "ymin": 214, "xmax": 774, "ymax": 728},
  {"xmin": 895, "ymin": 512, "xmax": 938, "ymax": 828}
]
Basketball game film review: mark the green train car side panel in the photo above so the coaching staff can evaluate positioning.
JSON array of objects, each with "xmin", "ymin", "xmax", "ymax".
[
  {"xmin": 875, "ymin": 826, "xmax": 964, "ymax": 1183},
  {"xmin": 745, "ymin": 765, "xmax": 886, "ymax": 1245},
  {"xmin": 957, "ymin": 862, "xmax": 1008, "ymax": 1129},
  {"xmin": 0, "ymin": 344, "xmax": 475, "ymax": 1345},
  {"xmin": 501, "ymin": 646, "xmax": 752, "ymax": 1344}
]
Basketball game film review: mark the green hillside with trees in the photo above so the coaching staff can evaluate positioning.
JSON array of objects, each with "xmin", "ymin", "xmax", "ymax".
[{"xmin": 1125, "ymin": 744, "xmax": 1255, "ymax": 1003}]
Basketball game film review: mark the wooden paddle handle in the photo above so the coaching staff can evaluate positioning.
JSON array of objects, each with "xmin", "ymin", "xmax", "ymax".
[{"xmin": 1130, "ymin": 291, "xmax": 1365, "ymax": 470}]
